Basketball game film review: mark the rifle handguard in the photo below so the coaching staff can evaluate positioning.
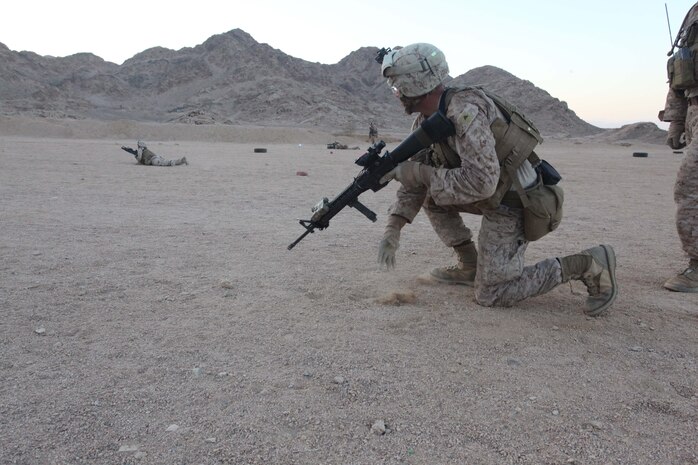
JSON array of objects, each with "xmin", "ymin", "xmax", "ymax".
[{"xmin": 288, "ymin": 110, "xmax": 455, "ymax": 250}]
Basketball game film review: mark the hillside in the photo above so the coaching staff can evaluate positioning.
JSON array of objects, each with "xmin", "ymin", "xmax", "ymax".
[{"xmin": 0, "ymin": 30, "xmax": 662, "ymax": 139}]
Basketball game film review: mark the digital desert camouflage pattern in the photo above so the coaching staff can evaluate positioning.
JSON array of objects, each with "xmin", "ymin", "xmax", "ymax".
[
  {"xmin": 660, "ymin": 1, "xmax": 698, "ymax": 262},
  {"xmin": 475, "ymin": 206, "xmax": 562, "ymax": 306},
  {"xmin": 137, "ymin": 147, "xmax": 187, "ymax": 166},
  {"xmin": 677, "ymin": 104, "xmax": 698, "ymax": 260},
  {"xmin": 388, "ymin": 90, "xmax": 503, "ymax": 219},
  {"xmin": 661, "ymin": 89, "xmax": 688, "ymax": 122},
  {"xmin": 388, "ymin": 89, "xmax": 562, "ymax": 306},
  {"xmin": 383, "ymin": 43, "xmax": 449, "ymax": 98}
]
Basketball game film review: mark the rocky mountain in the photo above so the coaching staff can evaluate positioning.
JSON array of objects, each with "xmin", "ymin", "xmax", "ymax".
[
  {"xmin": 0, "ymin": 29, "xmax": 648, "ymax": 138},
  {"xmin": 450, "ymin": 67, "xmax": 602, "ymax": 138}
]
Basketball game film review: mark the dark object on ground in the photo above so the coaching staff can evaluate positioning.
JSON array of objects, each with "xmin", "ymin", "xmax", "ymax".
[
  {"xmin": 254, "ymin": 148, "xmax": 267, "ymax": 153},
  {"xmin": 673, "ymin": 150, "xmax": 684, "ymax": 154},
  {"xmin": 327, "ymin": 142, "xmax": 348, "ymax": 150},
  {"xmin": 632, "ymin": 152, "xmax": 648, "ymax": 158}
]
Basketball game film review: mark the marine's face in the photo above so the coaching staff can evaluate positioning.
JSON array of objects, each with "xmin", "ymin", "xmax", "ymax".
[
  {"xmin": 390, "ymin": 84, "xmax": 424, "ymax": 114},
  {"xmin": 398, "ymin": 94, "xmax": 424, "ymax": 115}
]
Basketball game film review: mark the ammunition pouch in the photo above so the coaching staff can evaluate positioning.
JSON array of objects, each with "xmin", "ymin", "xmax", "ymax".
[
  {"xmin": 668, "ymin": 47, "xmax": 698, "ymax": 90},
  {"xmin": 519, "ymin": 176, "xmax": 564, "ymax": 241},
  {"xmin": 668, "ymin": 21, "xmax": 698, "ymax": 90}
]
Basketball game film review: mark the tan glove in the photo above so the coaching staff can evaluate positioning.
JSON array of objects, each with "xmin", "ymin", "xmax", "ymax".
[
  {"xmin": 378, "ymin": 215, "xmax": 408, "ymax": 270},
  {"xmin": 380, "ymin": 161, "xmax": 436, "ymax": 189},
  {"xmin": 667, "ymin": 121, "xmax": 686, "ymax": 149}
]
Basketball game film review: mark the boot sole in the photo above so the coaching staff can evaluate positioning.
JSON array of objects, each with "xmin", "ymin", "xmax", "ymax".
[
  {"xmin": 663, "ymin": 283, "xmax": 698, "ymax": 293},
  {"xmin": 584, "ymin": 244, "xmax": 618, "ymax": 317}
]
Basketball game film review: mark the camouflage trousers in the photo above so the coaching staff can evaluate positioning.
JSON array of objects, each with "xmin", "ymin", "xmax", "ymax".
[
  {"xmin": 676, "ymin": 104, "xmax": 698, "ymax": 260},
  {"xmin": 424, "ymin": 201, "xmax": 562, "ymax": 307},
  {"xmin": 149, "ymin": 155, "xmax": 186, "ymax": 166}
]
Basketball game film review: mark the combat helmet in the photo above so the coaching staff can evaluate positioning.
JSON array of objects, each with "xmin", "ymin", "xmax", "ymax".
[{"xmin": 381, "ymin": 43, "xmax": 449, "ymax": 98}]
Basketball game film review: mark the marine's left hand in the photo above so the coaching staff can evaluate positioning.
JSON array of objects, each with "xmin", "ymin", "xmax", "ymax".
[{"xmin": 667, "ymin": 121, "xmax": 686, "ymax": 150}]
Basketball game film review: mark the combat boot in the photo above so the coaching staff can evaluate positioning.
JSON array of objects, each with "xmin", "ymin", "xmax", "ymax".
[
  {"xmin": 559, "ymin": 244, "xmax": 617, "ymax": 316},
  {"xmin": 663, "ymin": 259, "xmax": 698, "ymax": 292},
  {"xmin": 430, "ymin": 241, "xmax": 477, "ymax": 286}
]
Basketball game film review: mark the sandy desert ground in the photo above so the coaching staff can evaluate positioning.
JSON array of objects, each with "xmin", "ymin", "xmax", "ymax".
[{"xmin": 0, "ymin": 118, "xmax": 696, "ymax": 465}]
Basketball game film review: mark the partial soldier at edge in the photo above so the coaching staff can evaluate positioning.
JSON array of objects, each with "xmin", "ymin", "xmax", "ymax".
[{"xmin": 659, "ymin": 1, "xmax": 698, "ymax": 293}]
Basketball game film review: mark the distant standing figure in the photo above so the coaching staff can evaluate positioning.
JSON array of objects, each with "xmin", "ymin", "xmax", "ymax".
[
  {"xmin": 368, "ymin": 120, "xmax": 378, "ymax": 144},
  {"xmin": 121, "ymin": 141, "xmax": 188, "ymax": 166},
  {"xmin": 659, "ymin": 1, "xmax": 698, "ymax": 292}
]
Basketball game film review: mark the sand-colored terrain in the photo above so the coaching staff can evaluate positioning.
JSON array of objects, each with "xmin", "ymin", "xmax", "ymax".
[{"xmin": 0, "ymin": 118, "xmax": 696, "ymax": 464}]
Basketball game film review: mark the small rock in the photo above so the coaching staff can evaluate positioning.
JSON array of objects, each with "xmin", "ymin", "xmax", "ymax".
[
  {"xmin": 192, "ymin": 367, "xmax": 202, "ymax": 377},
  {"xmin": 34, "ymin": 327, "xmax": 46, "ymax": 335},
  {"xmin": 220, "ymin": 281, "xmax": 234, "ymax": 289},
  {"xmin": 584, "ymin": 420, "xmax": 604, "ymax": 430},
  {"xmin": 333, "ymin": 376, "xmax": 345, "ymax": 385},
  {"xmin": 552, "ymin": 409, "xmax": 560, "ymax": 416},
  {"xmin": 217, "ymin": 372, "xmax": 230, "ymax": 377},
  {"xmin": 118, "ymin": 445, "xmax": 139, "ymax": 452},
  {"xmin": 205, "ymin": 437, "xmax": 217, "ymax": 443},
  {"xmin": 166, "ymin": 424, "xmax": 179, "ymax": 432},
  {"xmin": 371, "ymin": 420, "xmax": 386, "ymax": 435},
  {"xmin": 629, "ymin": 346, "xmax": 643, "ymax": 352}
]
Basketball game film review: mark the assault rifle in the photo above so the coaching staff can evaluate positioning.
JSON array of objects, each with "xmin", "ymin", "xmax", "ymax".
[
  {"xmin": 121, "ymin": 146, "xmax": 138, "ymax": 157},
  {"xmin": 287, "ymin": 110, "xmax": 455, "ymax": 250}
]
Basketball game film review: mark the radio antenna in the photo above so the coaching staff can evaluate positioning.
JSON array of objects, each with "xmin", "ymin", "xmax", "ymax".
[{"xmin": 666, "ymin": 3, "xmax": 674, "ymax": 49}]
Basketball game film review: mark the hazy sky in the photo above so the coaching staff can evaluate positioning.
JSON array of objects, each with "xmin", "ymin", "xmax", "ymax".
[{"xmin": 2, "ymin": 0, "xmax": 694, "ymax": 129}]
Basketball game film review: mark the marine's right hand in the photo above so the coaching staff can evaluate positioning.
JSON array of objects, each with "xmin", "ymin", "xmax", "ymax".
[
  {"xmin": 378, "ymin": 230, "xmax": 400, "ymax": 270},
  {"xmin": 377, "ymin": 215, "xmax": 408, "ymax": 270}
]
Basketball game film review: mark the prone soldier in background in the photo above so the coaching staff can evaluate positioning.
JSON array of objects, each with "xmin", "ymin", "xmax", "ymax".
[
  {"xmin": 121, "ymin": 141, "xmax": 188, "ymax": 166},
  {"xmin": 659, "ymin": 1, "xmax": 698, "ymax": 292}
]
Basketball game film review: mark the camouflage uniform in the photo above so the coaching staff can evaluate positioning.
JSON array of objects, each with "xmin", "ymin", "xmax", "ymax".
[
  {"xmin": 389, "ymin": 89, "xmax": 562, "ymax": 306},
  {"xmin": 661, "ymin": 2, "xmax": 698, "ymax": 266},
  {"xmin": 369, "ymin": 121, "xmax": 378, "ymax": 144},
  {"xmin": 137, "ymin": 146, "xmax": 188, "ymax": 166}
]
